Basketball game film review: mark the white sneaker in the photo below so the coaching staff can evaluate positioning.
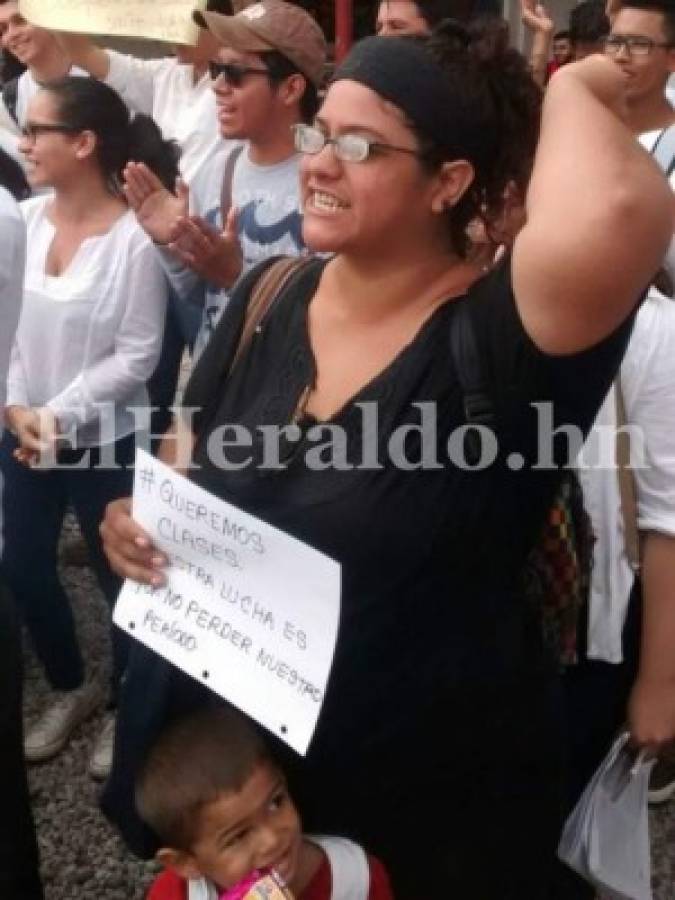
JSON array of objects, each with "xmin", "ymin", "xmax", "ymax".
[
  {"xmin": 24, "ymin": 683, "xmax": 99, "ymax": 763},
  {"xmin": 88, "ymin": 714, "xmax": 116, "ymax": 781}
]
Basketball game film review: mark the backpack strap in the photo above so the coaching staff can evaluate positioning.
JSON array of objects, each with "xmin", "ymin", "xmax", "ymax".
[
  {"xmin": 308, "ymin": 835, "xmax": 371, "ymax": 900},
  {"xmin": 448, "ymin": 298, "xmax": 496, "ymax": 462},
  {"xmin": 228, "ymin": 256, "xmax": 312, "ymax": 376},
  {"xmin": 219, "ymin": 144, "xmax": 244, "ymax": 228},
  {"xmin": 1, "ymin": 76, "xmax": 19, "ymax": 127},
  {"xmin": 614, "ymin": 376, "xmax": 641, "ymax": 572},
  {"xmin": 650, "ymin": 123, "xmax": 675, "ymax": 177}
]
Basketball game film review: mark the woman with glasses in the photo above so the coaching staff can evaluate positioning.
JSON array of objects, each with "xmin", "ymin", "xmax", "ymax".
[
  {"xmin": 100, "ymin": 23, "xmax": 671, "ymax": 898},
  {"xmin": 0, "ymin": 76, "xmax": 176, "ymax": 777}
]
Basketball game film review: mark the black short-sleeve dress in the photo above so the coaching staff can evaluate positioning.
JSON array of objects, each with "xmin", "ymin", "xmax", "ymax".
[{"xmin": 103, "ymin": 256, "xmax": 632, "ymax": 898}]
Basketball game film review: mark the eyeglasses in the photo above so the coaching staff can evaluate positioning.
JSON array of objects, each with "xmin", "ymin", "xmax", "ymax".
[
  {"xmin": 292, "ymin": 123, "xmax": 420, "ymax": 163},
  {"xmin": 208, "ymin": 61, "xmax": 270, "ymax": 86},
  {"xmin": 21, "ymin": 122, "xmax": 80, "ymax": 142},
  {"xmin": 604, "ymin": 34, "xmax": 673, "ymax": 56}
]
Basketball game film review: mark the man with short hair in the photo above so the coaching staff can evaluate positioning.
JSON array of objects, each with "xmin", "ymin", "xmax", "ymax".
[
  {"xmin": 569, "ymin": 0, "xmax": 610, "ymax": 58},
  {"xmin": 606, "ymin": 0, "xmax": 675, "ymax": 132},
  {"xmin": 123, "ymin": 0, "xmax": 325, "ymax": 357},
  {"xmin": 375, "ymin": 0, "xmax": 466, "ymax": 37}
]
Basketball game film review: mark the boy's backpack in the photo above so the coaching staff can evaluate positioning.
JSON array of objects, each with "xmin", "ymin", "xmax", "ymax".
[{"xmin": 449, "ymin": 297, "xmax": 594, "ymax": 667}]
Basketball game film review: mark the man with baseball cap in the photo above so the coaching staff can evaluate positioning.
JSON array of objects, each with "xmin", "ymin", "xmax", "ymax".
[{"xmin": 123, "ymin": 0, "xmax": 326, "ymax": 358}]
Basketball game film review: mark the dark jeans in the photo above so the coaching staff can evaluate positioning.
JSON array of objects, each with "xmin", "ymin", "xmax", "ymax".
[
  {"xmin": 148, "ymin": 293, "xmax": 198, "ymax": 445},
  {"xmin": 0, "ymin": 585, "xmax": 43, "ymax": 899},
  {"xmin": 0, "ymin": 431, "xmax": 135, "ymax": 702}
]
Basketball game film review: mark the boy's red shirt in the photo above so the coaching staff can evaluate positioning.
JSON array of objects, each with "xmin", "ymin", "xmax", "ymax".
[{"xmin": 147, "ymin": 853, "xmax": 393, "ymax": 900}]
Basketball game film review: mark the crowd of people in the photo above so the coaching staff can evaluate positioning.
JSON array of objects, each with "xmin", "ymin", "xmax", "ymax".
[{"xmin": 0, "ymin": 0, "xmax": 674, "ymax": 897}]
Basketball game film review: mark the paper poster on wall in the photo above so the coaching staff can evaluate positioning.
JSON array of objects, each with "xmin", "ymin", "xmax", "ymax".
[
  {"xmin": 19, "ymin": 0, "xmax": 206, "ymax": 46},
  {"xmin": 113, "ymin": 449, "xmax": 342, "ymax": 756}
]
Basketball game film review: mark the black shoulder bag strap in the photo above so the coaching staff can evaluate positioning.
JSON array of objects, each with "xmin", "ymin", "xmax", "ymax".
[{"xmin": 448, "ymin": 298, "xmax": 496, "ymax": 464}]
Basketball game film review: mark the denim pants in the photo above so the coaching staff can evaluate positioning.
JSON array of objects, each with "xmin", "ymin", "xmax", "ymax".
[
  {"xmin": 0, "ymin": 430, "xmax": 135, "ymax": 701},
  {"xmin": 0, "ymin": 584, "xmax": 43, "ymax": 899}
]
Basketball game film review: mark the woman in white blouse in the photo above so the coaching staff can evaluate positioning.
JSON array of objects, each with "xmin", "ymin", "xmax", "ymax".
[{"xmin": 0, "ymin": 76, "xmax": 175, "ymax": 776}]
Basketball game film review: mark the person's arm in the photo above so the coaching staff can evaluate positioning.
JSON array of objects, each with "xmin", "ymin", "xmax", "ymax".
[
  {"xmin": 512, "ymin": 55, "xmax": 672, "ymax": 355},
  {"xmin": 52, "ymin": 32, "xmax": 110, "ymax": 80},
  {"xmin": 45, "ymin": 238, "xmax": 167, "ymax": 434},
  {"xmin": 627, "ymin": 532, "xmax": 675, "ymax": 752},
  {"xmin": 521, "ymin": 0, "xmax": 554, "ymax": 89},
  {"xmin": 53, "ymin": 33, "xmax": 161, "ymax": 116}
]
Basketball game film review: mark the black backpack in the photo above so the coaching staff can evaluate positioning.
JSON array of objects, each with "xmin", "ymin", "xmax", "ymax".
[{"xmin": 449, "ymin": 298, "xmax": 594, "ymax": 668}]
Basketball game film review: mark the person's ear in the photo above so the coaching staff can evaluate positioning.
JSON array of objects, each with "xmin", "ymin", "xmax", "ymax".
[
  {"xmin": 73, "ymin": 129, "xmax": 97, "ymax": 162},
  {"xmin": 277, "ymin": 73, "xmax": 307, "ymax": 109},
  {"xmin": 430, "ymin": 160, "xmax": 475, "ymax": 214},
  {"xmin": 156, "ymin": 847, "xmax": 203, "ymax": 881}
]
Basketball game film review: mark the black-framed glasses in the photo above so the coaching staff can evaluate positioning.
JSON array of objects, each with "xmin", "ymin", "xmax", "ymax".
[
  {"xmin": 292, "ymin": 123, "xmax": 421, "ymax": 163},
  {"xmin": 604, "ymin": 34, "xmax": 673, "ymax": 56},
  {"xmin": 208, "ymin": 61, "xmax": 270, "ymax": 86},
  {"xmin": 21, "ymin": 122, "xmax": 81, "ymax": 142}
]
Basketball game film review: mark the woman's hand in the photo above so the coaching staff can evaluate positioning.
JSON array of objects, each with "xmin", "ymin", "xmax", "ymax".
[
  {"xmin": 627, "ymin": 675, "xmax": 675, "ymax": 755},
  {"xmin": 100, "ymin": 497, "xmax": 168, "ymax": 586},
  {"xmin": 6, "ymin": 405, "xmax": 59, "ymax": 467}
]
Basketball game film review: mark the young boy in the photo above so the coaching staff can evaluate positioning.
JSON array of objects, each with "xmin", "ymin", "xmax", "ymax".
[{"xmin": 136, "ymin": 706, "xmax": 393, "ymax": 900}]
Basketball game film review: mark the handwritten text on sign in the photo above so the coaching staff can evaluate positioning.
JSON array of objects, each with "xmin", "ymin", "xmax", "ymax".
[
  {"xmin": 19, "ymin": 0, "xmax": 206, "ymax": 46},
  {"xmin": 113, "ymin": 450, "xmax": 341, "ymax": 755}
]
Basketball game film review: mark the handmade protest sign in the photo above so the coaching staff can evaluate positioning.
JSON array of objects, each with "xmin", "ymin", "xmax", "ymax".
[
  {"xmin": 18, "ymin": 0, "xmax": 205, "ymax": 46},
  {"xmin": 113, "ymin": 449, "xmax": 341, "ymax": 755}
]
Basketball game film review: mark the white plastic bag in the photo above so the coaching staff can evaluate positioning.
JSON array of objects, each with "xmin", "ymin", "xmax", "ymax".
[{"xmin": 558, "ymin": 732, "xmax": 656, "ymax": 900}]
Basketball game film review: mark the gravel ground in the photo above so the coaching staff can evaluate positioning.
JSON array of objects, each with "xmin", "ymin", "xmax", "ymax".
[{"xmin": 22, "ymin": 520, "xmax": 675, "ymax": 900}]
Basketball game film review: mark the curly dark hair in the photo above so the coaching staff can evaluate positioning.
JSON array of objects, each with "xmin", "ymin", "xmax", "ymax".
[{"xmin": 414, "ymin": 19, "xmax": 541, "ymax": 256}]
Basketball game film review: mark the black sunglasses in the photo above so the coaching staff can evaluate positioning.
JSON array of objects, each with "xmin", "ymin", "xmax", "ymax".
[{"xmin": 208, "ymin": 61, "xmax": 270, "ymax": 86}]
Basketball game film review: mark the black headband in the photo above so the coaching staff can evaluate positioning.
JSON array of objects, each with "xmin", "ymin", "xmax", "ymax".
[{"xmin": 331, "ymin": 36, "xmax": 466, "ymax": 158}]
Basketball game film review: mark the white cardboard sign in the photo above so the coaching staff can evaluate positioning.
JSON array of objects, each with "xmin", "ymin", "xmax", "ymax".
[
  {"xmin": 113, "ymin": 449, "xmax": 341, "ymax": 755},
  {"xmin": 19, "ymin": 0, "xmax": 205, "ymax": 46}
]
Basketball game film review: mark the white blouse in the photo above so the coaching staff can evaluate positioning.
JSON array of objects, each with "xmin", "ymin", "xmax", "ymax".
[{"xmin": 6, "ymin": 196, "xmax": 168, "ymax": 447}]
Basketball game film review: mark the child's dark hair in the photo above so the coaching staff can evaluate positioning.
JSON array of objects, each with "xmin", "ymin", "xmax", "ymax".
[
  {"xmin": 618, "ymin": 0, "xmax": 675, "ymax": 43},
  {"xmin": 554, "ymin": 29, "xmax": 571, "ymax": 41},
  {"xmin": 0, "ymin": 146, "xmax": 30, "ymax": 201},
  {"xmin": 135, "ymin": 705, "xmax": 271, "ymax": 851},
  {"xmin": 260, "ymin": 50, "xmax": 320, "ymax": 123},
  {"xmin": 41, "ymin": 77, "xmax": 180, "ymax": 194},
  {"xmin": 417, "ymin": 19, "xmax": 541, "ymax": 256},
  {"xmin": 569, "ymin": 0, "xmax": 609, "ymax": 46}
]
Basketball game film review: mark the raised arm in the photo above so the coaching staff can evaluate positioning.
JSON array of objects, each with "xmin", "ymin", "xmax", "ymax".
[
  {"xmin": 512, "ymin": 55, "xmax": 672, "ymax": 354},
  {"xmin": 52, "ymin": 32, "xmax": 110, "ymax": 80},
  {"xmin": 521, "ymin": 0, "xmax": 554, "ymax": 89}
]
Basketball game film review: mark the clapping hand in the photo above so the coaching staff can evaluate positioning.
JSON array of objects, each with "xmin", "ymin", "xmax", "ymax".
[
  {"xmin": 123, "ymin": 162, "xmax": 189, "ymax": 246},
  {"xmin": 167, "ymin": 207, "xmax": 244, "ymax": 289}
]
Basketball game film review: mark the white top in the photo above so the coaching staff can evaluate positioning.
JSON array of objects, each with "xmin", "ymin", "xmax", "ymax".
[
  {"xmin": 6, "ymin": 196, "xmax": 168, "ymax": 446},
  {"xmin": 578, "ymin": 292, "xmax": 675, "ymax": 662},
  {"xmin": 0, "ymin": 187, "xmax": 25, "ymax": 415},
  {"xmin": 105, "ymin": 51, "xmax": 222, "ymax": 183},
  {"xmin": 0, "ymin": 187, "xmax": 25, "ymax": 555},
  {"xmin": 639, "ymin": 128, "xmax": 675, "ymax": 285}
]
